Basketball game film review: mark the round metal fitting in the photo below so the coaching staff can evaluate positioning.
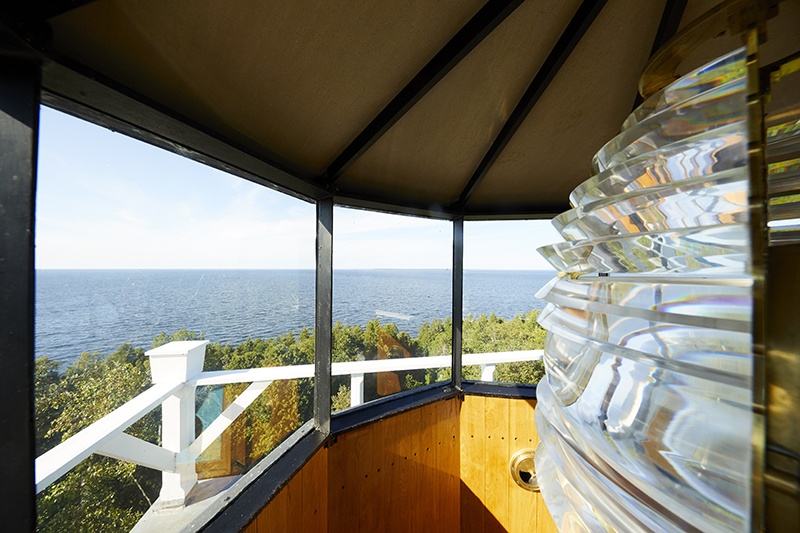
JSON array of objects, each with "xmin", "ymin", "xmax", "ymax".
[{"xmin": 509, "ymin": 448, "xmax": 539, "ymax": 492}]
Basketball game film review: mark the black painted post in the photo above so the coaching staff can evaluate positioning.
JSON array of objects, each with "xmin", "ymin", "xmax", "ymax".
[
  {"xmin": 452, "ymin": 218, "xmax": 464, "ymax": 390},
  {"xmin": 314, "ymin": 197, "xmax": 333, "ymax": 433},
  {"xmin": 0, "ymin": 56, "xmax": 40, "ymax": 531}
]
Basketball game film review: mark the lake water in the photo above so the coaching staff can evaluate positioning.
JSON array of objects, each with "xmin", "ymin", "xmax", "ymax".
[{"xmin": 35, "ymin": 269, "xmax": 555, "ymax": 365}]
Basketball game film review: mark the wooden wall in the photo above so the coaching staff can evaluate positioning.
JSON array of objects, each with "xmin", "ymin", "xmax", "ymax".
[
  {"xmin": 244, "ymin": 445, "xmax": 328, "ymax": 533},
  {"xmin": 460, "ymin": 396, "xmax": 557, "ymax": 533},
  {"xmin": 328, "ymin": 398, "xmax": 461, "ymax": 533},
  {"xmin": 244, "ymin": 395, "xmax": 556, "ymax": 533},
  {"xmin": 244, "ymin": 398, "xmax": 460, "ymax": 533}
]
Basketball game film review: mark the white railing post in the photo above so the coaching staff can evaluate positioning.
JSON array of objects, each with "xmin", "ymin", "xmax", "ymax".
[
  {"xmin": 480, "ymin": 363, "xmax": 496, "ymax": 382},
  {"xmin": 350, "ymin": 373, "xmax": 364, "ymax": 407},
  {"xmin": 146, "ymin": 340, "xmax": 208, "ymax": 509}
]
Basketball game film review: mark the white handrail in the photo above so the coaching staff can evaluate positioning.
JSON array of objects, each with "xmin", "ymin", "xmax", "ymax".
[
  {"xmin": 193, "ymin": 364, "xmax": 314, "ymax": 386},
  {"xmin": 192, "ymin": 350, "xmax": 544, "ymax": 386},
  {"xmin": 35, "ymin": 344, "xmax": 543, "ymax": 502},
  {"xmin": 35, "ymin": 381, "xmax": 182, "ymax": 493}
]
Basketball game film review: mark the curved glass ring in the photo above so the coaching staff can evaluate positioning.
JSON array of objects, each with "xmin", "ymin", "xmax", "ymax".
[
  {"xmin": 624, "ymin": 47, "xmax": 745, "ymax": 131},
  {"xmin": 593, "ymin": 77, "xmax": 746, "ymax": 173},
  {"xmin": 538, "ymin": 224, "xmax": 749, "ymax": 275},
  {"xmin": 556, "ymin": 168, "xmax": 748, "ymax": 241},
  {"xmin": 569, "ymin": 121, "xmax": 746, "ymax": 207}
]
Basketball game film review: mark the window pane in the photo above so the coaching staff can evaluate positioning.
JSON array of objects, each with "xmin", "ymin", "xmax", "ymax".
[
  {"xmin": 332, "ymin": 207, "xmax": 452, "ymax": 411},
  {"xmin": 35, "ymin": 107, "xmax": 315, "ymax": 530},
  {"xmin": 461, "ymin": 220, "xmax": 560, "ymax": 384}
]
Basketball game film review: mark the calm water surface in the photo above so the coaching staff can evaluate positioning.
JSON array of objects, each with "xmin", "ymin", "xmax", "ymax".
[{"xmin": 36, "ymin": 269, "xmax": 554, "ymax": 365}]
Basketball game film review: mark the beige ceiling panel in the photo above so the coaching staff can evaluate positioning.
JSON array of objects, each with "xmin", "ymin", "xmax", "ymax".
[
  {"xmin": 336, "ymin": 0, "xmax": 582, "ymax": 208},
  {"xmin": 466, "ymin": 0, "xmax": 667, "ymax": 213},
  {"xmin": 49, "ymin": 0, "xmax": 484, "ymax": 176}
]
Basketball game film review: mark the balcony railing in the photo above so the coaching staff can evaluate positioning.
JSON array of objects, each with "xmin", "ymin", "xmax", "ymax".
[{"xmin": 35, "ymin": 341, "xmax": 542, "ymax": 512}]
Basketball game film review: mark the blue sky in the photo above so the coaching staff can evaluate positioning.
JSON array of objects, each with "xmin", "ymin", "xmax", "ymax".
[{"xmin": 36, "ymin": 107, "xmax": 561, "ymax": 270}]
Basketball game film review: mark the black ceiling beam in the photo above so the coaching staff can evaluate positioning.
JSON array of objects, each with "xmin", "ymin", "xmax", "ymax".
[
  {"xmin": 631, "ymin": 0, "xmax": 688, "ymax": 111},
  {"xmin": 453, "ymin": 0, "xmax": 607, "ymax": 209},
  {"xmin": 321, "ymin": 0, "xmax": 524, "ymax": 185},
  {"xmin": 2, "ymin": 1, "xmax": 97, "ymax": 22}
]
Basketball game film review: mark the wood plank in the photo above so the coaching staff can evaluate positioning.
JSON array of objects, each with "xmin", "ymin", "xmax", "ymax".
[
  {"xmin": 301, "ymin": 448, "xmax": 328, "ymax": 532},
  {"xmin": 440, "ymin": 397, "xmax": 461, "ymax": 533},
  {"xmin": 508, "ymin": 399, "xmax": 537, "ymax": 533},
  {"xmin": 365, "ymin": 415, "xmax": 387, "ymax": 533},
  {"xmin": 396, "ymin": 409, "xmax": 414, "ymax": 532},
  {"xmin": 483, "ymin": 396, "xmax": 510, "ymax": 533},
  {"xmin": 245, "ymin": 400, "xmax": 466, "ymax": 533},
  {"xmin": 357, "ymin": 421, "xmax": 379, "ymax": 533},
  {"xmin": 375, "ymin": 415, "xmax": 405, "ymax": 532},
  {"xmin": 460, "ymin": 395, "xmax": 485, "ymax": 533},
  {"xmin": 258, "ymin": 480, "xmax": 288, "ymax": 533},
  {"xmin": 406, "ymin": 406, "xmax": 425, "ymax": 532},
  {"xmin": 434, "ymin": 401, "xmax": 446, "ymax": 530},
  {"xmin": 328, "ymin": 429, "xmax": 362, "ymax": 532},
  {"xmin": 416, "ymin": 402, "xmax": 443, "ymax": 526},
  {"xmin": 284, "ymin": 471, "xmax": 303, "ymax": 533}
]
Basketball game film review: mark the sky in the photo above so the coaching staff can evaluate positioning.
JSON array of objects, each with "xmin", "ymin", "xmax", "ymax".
[{"xmin": 36, "ymin": 107, "xmax": 562, "ymax": 270}]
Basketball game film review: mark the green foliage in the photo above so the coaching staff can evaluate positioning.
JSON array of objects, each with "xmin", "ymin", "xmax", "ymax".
[
  {"xmin": 332, "ymin": 322, "xmax": 366, "ymax": 362},
  {"xmin": 494, "ymin": 360, "xmax": 545, "ymax": 384},
  {"xmin": 151, "ymin": 328, "xmax": 204, "ymax": 349},
  {"xmin": 331, "ymin": 384, "xmax": 351, "ymax": 413},
  {"xmin": 35, "ymin": 357, "xmax": 62, "ymax": 456},
  {"xmin": 416, "ymin": 317, "xmax": 452, "ymax": 356},
  {"xmin": 417, "ymin": 310, "xmax": 547, "ymax": 385},
  {"xmin": 36, "ymin": 345, "xmax": 160, "ymax": 532},
  {"xmin": 461, "ymin": 310, "xmax": 546, "ymax": 356}
]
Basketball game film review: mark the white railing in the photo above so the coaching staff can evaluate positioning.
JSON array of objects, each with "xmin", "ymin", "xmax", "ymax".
[{"xmin": 35, "ymin": 341, "xmax": 542, "ymax": 509}]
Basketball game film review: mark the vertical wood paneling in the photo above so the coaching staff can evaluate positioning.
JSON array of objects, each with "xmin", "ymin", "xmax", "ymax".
[
  {"xmin": 301, "ymin": 447, "xmax": 328, "ymax": 532},
  {"xmin": 328, "ymin": 427, "xmax": 361, "ymax": 532},
  {"xmin": 408, "ymin": 406, "xmax": 425, "ymax": 532},
  {"xmin": 244, "ymin": 397, "xmax": 555, "ymax": 533},
  {"xmin": 460, "ymin": 395, "xmax": 485, "ymax": 533},
  {"xmin": 255, "ymin": 481, "xmax": 288, "ymax": 532},
  {"xmin": 420, "ymin": 403, "xmax": 438, "ymax": 529},
  {"xmin": 460, "ymin": 396, "xmax": 558, "ymax": 533},
  {"xmin": 243, "ymin": 446, "xmax": 328, "ymax": 533},
  {"xmin": 443, "ymin": 398, "xmax": 462, "ymax": 532},
  {"xmin": 356, "ymin": 424, "xmax": 378, "ymax": 533},
  {"xmin": 396, "ymin": 409, "xmax": 413, "ymax": 532},
  {"xmin": 375, "ymin": 411, "xmax": 400, "ymax": 533},
  {"xmin": 283, "ymin": 472, "xmax": 302, "ymax": 533},
  {"xmin": 328, "ymin": 401, "xmax": 461, "ymax": 533},
  {"xmin": 509, "ymin": 399, "xmax": 538, "ymax": 532},
  {"xmin": 483, "ymin": 396, "xmax": 510, "ymax": 532}
]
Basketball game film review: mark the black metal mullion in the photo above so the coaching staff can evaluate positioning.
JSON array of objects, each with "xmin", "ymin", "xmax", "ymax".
[
  {"xmin": 314, "ymin": 197, "xmax": 333, "ymax": 434},
  {"xmin": 454, "ymin": 0, "xmax": 608, "ymax": 208},
  {"xmin": 0, "ymin": 55, "xmax": 40, "ymax": 532},
  {"xmin": 322, "ymin": 0, "xmax": 524, "ymax": 184},
  {"xmin": 452, "ymin": 218, "xmax": 464, "ymax": 390}
]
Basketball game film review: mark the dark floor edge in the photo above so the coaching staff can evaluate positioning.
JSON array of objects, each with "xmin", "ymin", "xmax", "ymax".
[
  {"xmin": 330, "ymin": 383, "xmax": 459, "ymax": 437},
  {"xmin": 462, "ymin": 380, "xmax": 538, "ymax": 399}
]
